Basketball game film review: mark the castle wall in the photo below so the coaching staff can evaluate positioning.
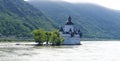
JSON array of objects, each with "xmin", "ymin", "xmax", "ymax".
[
  {"xmin": 61, "ymin": 34, "xmax": 81, "ymax": 45},
  {"xmin": 63, "ymin": 37, "xmax": 80, "ymax": 45}
]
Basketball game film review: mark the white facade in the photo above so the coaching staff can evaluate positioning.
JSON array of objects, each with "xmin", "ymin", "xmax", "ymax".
[
  {"xmin": 64, "ymin": 25, "xmax": 74, "ymax": 32},
  {"xmin": 61, "ymin": 34, "xmax": 81, "ymax": 45}
]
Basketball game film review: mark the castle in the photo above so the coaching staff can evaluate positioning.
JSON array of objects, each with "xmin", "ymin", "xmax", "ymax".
[{"xmin": 59, "ymin": 16, "xmax": 82, "ymax": 45}]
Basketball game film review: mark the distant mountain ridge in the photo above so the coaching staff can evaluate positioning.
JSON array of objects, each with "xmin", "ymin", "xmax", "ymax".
[
  {"xmin": 0, "ymin": 0, "xmax": 57, "ymax": 37},
  {"xmin": 28, "ymin": 0, "xmax": 120, "ymax": 39}
]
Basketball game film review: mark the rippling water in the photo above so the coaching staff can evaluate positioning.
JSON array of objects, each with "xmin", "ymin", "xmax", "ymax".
[{"xmin": 0, "ymin": 41, "xmax": 120, "ymax": 61}]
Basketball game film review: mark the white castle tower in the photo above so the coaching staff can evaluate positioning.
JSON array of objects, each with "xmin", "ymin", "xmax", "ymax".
[{"xmin": 59, "ymin": 16, "xmax": 82, "ymax": 45}]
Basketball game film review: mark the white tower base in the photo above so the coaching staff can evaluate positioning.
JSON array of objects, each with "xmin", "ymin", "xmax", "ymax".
[{"xmin": 61, "ymin": 34, "xmax": 81, "ymax": 45}]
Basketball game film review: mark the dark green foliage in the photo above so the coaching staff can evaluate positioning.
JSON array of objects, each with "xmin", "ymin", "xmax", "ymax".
[
  {"xmin": 32, "ymin": 29, "xmax": 64, "ymax": 46},
  {"xmin": 0, "ymin": 0, "xmax": 57, "ymax": 37},
  {"xmin": 45, "ymin": 32, "xmax": 51, "ymax": 45},
  {"xmin": 29, "ymin": 1, "xmax": 120, "ymax": 39},
  {"xmin": 50, "ymin": 30, "xmax": 64, "ymax": 45},
  {"xmin": 33, "ymin": 29, "xmax": 46, "ymax": 45}
]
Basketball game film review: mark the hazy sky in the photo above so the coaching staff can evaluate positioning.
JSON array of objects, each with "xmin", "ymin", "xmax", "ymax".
[
  {"xmin": 63, "ymin": 0, "xmax": 120, "ymax": 10},
  {"xmin": 25, "ymin": 0, "xmax": 120, "ymax": 10}
]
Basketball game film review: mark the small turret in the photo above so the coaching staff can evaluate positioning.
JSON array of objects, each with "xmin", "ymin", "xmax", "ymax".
[
  {"xmin": 74, "ymin": 30, "xmax": 77, "ymax": 34},
  {"xmin": 78, "ymin": 29, "xmax": 82, "ymax": 38},
  {"xmin": 59, "ymin": 27, "xmax": 64, "ymax": 32},
  {"xmin": 68, "ymin": 16, "xmax": 72, "ymax": 22},
  {"xmin": 78, "ymin": 29, "xmax": 81, "ymax": 33},
  {"xmin": 69, "ymin": 28, "xmax": 72, "ymax": 33}
]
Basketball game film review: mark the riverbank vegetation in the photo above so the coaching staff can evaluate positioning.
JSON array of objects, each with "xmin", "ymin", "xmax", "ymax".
[{"xmin": 32, "ymin": 29, "xmax": 64, "ymax": 46}]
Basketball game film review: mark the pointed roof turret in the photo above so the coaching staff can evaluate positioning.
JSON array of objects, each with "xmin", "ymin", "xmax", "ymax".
[
  {"xmin": 65, "ymin": 16, "xmax": 74, "ymax": 25},
  {"xmin": 59, "ymin": 27, "xmax": 64, "ymax": 32},
  {"xmin": 68, "ymin": 16, "xmax": 72, "ymax": 22}
]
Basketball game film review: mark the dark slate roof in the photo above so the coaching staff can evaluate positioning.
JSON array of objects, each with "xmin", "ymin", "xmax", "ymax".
[
  {"xmin": 65, "ymin": 16, "xmax": 74, "ymax": 25},
  {"xmin": 65, "ymin": 22, "xmax": 74, "ymax": 25}
]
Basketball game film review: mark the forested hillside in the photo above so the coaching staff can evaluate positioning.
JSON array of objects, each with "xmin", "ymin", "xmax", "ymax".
[
  {"xmin": 0, "ymin": 0, "xmax": 57, "ymax": 37},
  {"xmin": 28, "ymin": 0, "xmax": 120, "ymax": 39},
  {"xmin": 1, "ymin": 0, "xmax": 120, "ymax": 39}
]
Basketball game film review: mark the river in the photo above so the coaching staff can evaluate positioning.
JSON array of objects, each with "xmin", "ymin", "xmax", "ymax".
[{"xmin": 0, "ymin": 41, "xmax": 120, "ymax": 61}]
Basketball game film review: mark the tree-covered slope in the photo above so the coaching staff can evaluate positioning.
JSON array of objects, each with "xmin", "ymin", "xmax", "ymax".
[
  {"xmin": 28, "ymin": 0, "xmax": 120, "ymax": 39},
  {"xmin": 0, "ymin": 0, "xmax": 57, "ymax": 37}
]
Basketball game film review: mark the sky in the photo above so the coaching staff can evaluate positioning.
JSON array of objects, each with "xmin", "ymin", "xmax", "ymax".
[
  {"xmin": 24, "ymin": 0, "xmax": 120, "ymax": 10},
  {"xmin": 63, "ymin": 0, "xmax": 120, "ymax": 10}
]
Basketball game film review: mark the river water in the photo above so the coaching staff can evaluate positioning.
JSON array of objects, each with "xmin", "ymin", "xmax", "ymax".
[{"xmin": 0, "ymin": 41, "xmax": 120, "ymax": 61}]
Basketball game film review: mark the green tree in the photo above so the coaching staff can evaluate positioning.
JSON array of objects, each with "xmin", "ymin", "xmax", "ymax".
[
  {"xmin": 33, "ymin": 29, "xmax": 64, "ymax": 46},
  {"xmin": 45, "ymin": 32, "xmax": 51, "ymax": 45},
  {"xmin": 50, "ymin": 30, "xmax": 64, "ymax": 45},
  {"xmin": 33, "ymin": 29, "xmax": 46, "ymax": 45}
]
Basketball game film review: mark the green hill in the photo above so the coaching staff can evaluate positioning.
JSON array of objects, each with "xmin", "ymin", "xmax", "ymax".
[
  {"xmin": 0, "ymin": 0, "xmax": 57, "ymax": 37},
  {"xmin": 28, "ymin": 0, "xmax": 120, "ymax": 39}
]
